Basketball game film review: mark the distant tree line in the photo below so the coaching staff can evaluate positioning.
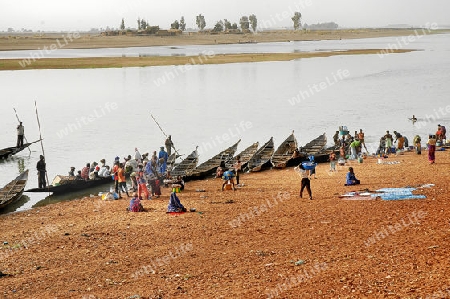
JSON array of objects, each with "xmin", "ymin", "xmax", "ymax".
[
  {"xmin": 114, "ymin": 12, "xmax": 340, "ymax": 34},
  {"xmin": 304, "ymin": 22, "xmax": 339, "ymax": 30}
]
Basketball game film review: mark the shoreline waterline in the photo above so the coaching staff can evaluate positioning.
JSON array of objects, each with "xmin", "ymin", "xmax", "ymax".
[{"xmin": 0, "ymin": 49, "xmax": 413, "ymax": 71}]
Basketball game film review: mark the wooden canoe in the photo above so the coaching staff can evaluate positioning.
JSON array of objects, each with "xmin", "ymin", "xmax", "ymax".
[
  {"xmin": 25, "ymin": 175, "xmax": 112, "ymax": 195},
  {"xmin": 0, "ymin": 170, "xmax": 29, "ymax": 209},
  {"xmin": 0, "ymin": 139, "xmax": 40, "ymax": 160},
  {"xmin": 170, "ymin": 147, "xmax": 199, "ymax": 178},
  {"xmin": 287, "ymin": 133, "xmax": 329, "ymax": 166},
  {"xmin": 225, "ymin": 142, "xmax": 259, "ymax": 170},
  {"xmin": 185, "ymin": 140, "xmax": 241, "ymax": 180},
  {"xmin": 300, "ymin": 133, "xmax": 327, "ymax": 155},
  {"xmin": 246, "ymin": 137, "xmax": 275, "ymax": 172},
  {"xmin": 271, "ymin": 131, "xmax": 298, "ymax": 168}
]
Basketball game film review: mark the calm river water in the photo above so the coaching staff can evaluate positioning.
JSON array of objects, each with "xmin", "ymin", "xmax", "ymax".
[{"xmin": 1, "ymin": 33, "xmax": 449, "ymax": 213}]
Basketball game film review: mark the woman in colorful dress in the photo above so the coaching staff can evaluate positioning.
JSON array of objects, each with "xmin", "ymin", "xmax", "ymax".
[{"xmin": 427, "ymin": 134, "xmax": 437, "ymax": 164}]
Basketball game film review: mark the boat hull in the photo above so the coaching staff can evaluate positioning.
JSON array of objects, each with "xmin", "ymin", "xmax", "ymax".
[{"xmin": 25, "ymin": 176, "xmax": 112, "ymax": 195}]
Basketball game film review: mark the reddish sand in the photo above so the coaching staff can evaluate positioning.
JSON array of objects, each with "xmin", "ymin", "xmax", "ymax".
[{"xmin": 0, "ymin": 150, "xmax": 450, "ymax": 298}]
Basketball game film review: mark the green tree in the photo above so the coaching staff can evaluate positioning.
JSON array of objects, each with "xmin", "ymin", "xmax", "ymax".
[
  {"xmin": 213, "ymin": 20, "xmax": 224, "ymax": 32},
  {"xmin": 171, "ymin": 20, "xmax": 180, "ymax": 29},
  {"xmin": 249, "ymin": 14, "xmax": 257, "ymax": 32},
  {"xmin": 196, "ymin": 14, "xmax": 206, "ymax": 30},
  {"xmin": 223, "ymin": 19, "xmax": 232, "ymax": 30},
  {"xmin": 137, "ymin": 17, "xmax": 141, "ymax": 30},
  {"xmin": 120, "ymin": 18, "xmax": 125, "ymax": 30},
  {"xmin": 231, "ymin": 23, "xmax": 238, "ymax": 30},
  {"xmin": 140, "ymin": 19, "xmax": 148, "ymax": 30},
  {"xmin": 292, "ymin": 12, "xmax": 302, "ymax": 30},
  {"xmin": 240, "ymin": 16, "xmax": 249, "ymax": 30},
  {"xmin": 180, "ymin": 16, "xmax": 186, "ymax": 31}
]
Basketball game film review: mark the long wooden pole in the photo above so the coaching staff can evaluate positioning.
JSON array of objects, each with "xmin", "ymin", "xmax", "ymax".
[
  {"xmin": 150, "ymin": 113, "xmax": 181, "ymax": 158},
  {"xmin": 34, "ymin": 101, "xmax": 50, "ymax": 191},
  {"xmin": 13, "ymin": 108, "xmax": 31, "ymax": 154}
]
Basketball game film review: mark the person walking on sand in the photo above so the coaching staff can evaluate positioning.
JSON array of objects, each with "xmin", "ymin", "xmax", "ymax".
[
  {"xmin": 384, "ymin": 131, "xmax": 393, "ymax": 154},
  {"xmin": 137, "ymin": 171, "xmax": 150, "ymax": 200},
  {"xmin": 298, "ymin": 163, "xmax": 312, "ymax": 200},
  {"xmin": 158, "ymin": 146, "xmax": 168, "ymax": 174},
  {"xmin": 358, "ymin": 129, "xmax": 368, "ymax": 153},
  {"xmin": 427, "ymin": 134, "xmax": 437, "ymax": 164},
  {"xmin": 118, "ymin": 163, "xmax": 129, "ymax": 197},
  {"xmin": 329, "ymin": 151, "xmax": 337, "ymax": 172},
  {"xmin": 413, "ymin": 135, "xmax": 422, "ymax": 155},
  {"xmin": 16, "ymin": 121, "xmax": 24, "ymax": 148},
  {"xmin": 233, "ymin": 155, "xmax": 242, "ymax": 185},
  {"xmin": 393, "ymin": 131, "xmax": 405, "ymax": 150}
]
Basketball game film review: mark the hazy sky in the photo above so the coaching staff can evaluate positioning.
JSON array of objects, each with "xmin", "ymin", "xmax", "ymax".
[{"xmin": 1, "ymin": 0, "xmax": 449, "ymax": 31}]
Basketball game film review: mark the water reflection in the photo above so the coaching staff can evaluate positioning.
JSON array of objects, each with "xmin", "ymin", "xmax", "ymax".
[{"xmin": 0, "ymin": 194, "xmax": 30, "ymax": 215}]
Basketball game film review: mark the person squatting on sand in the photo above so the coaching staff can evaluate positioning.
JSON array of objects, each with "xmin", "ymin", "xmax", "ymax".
[
  {"xmin": 298, "ymin": 163, "xmax": 312, "ymax": 200},
  {"xmin": 128, "ymin": 193, "xmax": 144, "ymax": 212},
  {"xmin": 345, "ymin": 167, "xmax": 360, "ymax": 186},
  {"xmin": 167, "ymin": 191, "xmax": 186, "ymax": 213}
]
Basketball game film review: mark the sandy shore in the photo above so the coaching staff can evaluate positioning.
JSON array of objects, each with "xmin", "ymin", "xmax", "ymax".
[
  {"xmin": 0, "ymin": 49, "xmax": 413, "ymax": 71},
  {"xmin": 1, "ymin": 150, "xmax": 449, "ymax": 298}
]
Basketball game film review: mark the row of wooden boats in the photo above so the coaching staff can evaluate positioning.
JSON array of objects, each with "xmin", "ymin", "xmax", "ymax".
[
  {"xmin": 172, "ymin": 131, "xmax": 332, "ymax": 181},
  {"xmin": 1, "ymin": 132, "xmax": 333, "ymax": 204},
  {"xmin": 0, "ymin": 170, "xmax": 29, "ymax": 210}
]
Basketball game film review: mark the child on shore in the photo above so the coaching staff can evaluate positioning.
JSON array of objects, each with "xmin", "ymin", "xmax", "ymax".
[
  {"xmin": 345, "ymin": 167, "xmax": 360, "ymax": 186},
  {"xmin": 128, "ymin": 193, "xmax": 144, "ymax": 212},
  {"xmin": 329, "ymin": 152, "xmax": 336, "ymax": 172}
]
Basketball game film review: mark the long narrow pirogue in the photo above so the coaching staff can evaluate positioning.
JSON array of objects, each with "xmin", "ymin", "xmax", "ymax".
[
  {"xmin": 184, "ymin": 140, "xmax": 240, "ymax": 181},
  {"xmin": 246, "ymin": 137, "xmax": 275, "ymax": 172},
  {"xmin": 25, "ymin": 175, "xmax": 112, "ymax": 195},
  {"xmin": 0, "ymin": 140, "xmax": 40, "ymax": 160},
  {"xmin": 271, "ymin": 131, "xmax": 298, "ymax": 169},
  {"xmin": 170, "ymin": 147, "xmax": 199, "ymax": 178},
  {"xmin": 225, "ymin": 142, "xmax": 259, "ymax": 170},
  {"xmin": 0, "ymin": 170, "xmax": 29, "ymax": 209},
  {"xmin": 287, "ymin": 133, "xmax": 328, "ymax": 167}
]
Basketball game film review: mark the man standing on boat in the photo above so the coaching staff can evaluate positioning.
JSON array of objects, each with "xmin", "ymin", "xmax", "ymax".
[
  {"xmin": 36, "ymin": 155, "xmax": 46, "ymax": 189},
  {"xmin": 16, "ymin": 121, "xmax": 24, "ymax": 148},
  {"xmin": 165, "ymin": 135, "xmax": 174, "ymax": 157}
]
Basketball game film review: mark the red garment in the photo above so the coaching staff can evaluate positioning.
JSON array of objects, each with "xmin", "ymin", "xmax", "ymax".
[
  {"xmin": 138, "ymin": 183, "xmax": 149, "ymax": 199},
  {"xmin": 81, "ymin": 166, "xmax": 89, "ymax": 180},
  {"xmin": 112, "ymin": 165, "xmax": 119, "ymax": 181}
]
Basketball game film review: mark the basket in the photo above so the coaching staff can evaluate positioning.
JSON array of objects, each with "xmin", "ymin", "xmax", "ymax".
[{"xmin": 301, "ymin": 162, "xmax": 317, "ymax": 170}]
